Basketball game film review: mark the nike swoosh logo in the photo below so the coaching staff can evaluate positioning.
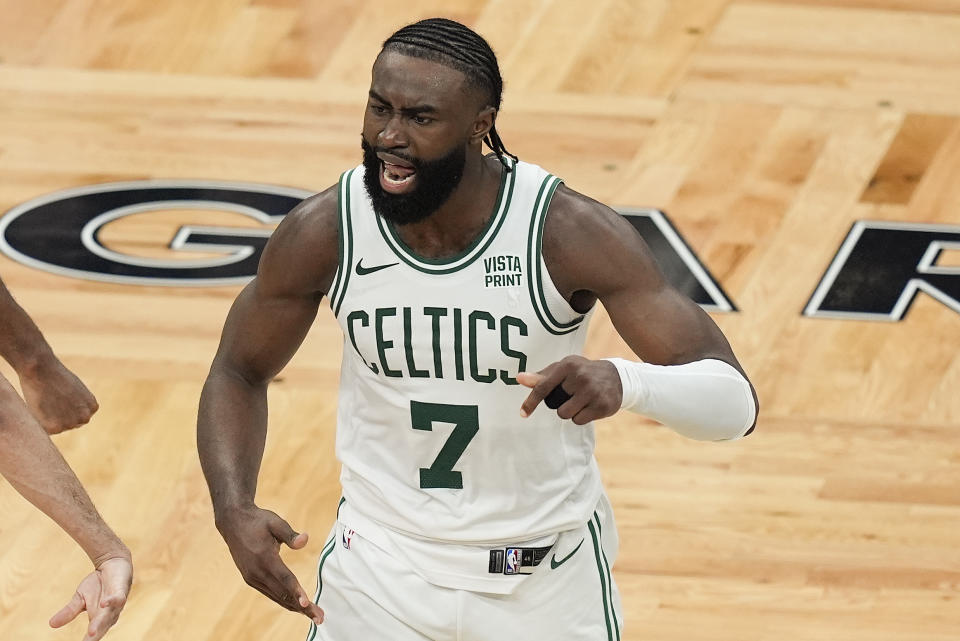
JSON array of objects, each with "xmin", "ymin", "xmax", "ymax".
[
  {"xmin": 355, "ymin": 259, "xmax": 399, "ymax": 276},
  {"xmin": 550, "ymin": 538, "xmax": 584, "ymax": 570}
]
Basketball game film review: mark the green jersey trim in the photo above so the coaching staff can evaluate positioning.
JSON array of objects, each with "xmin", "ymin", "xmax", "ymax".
[
  {"xmin": 373, "ymin": 158, "xmax": 516, "ymax": 274},
  {"xmin": 329, "ymin": 169, "xmax": 355, "ymax": 318},
  {"xmin": 526, "ymin": 174, "xmax": 585, "ymax": 335}
]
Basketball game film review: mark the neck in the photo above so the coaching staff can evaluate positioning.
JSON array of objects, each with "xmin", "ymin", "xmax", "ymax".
[{"xmin": 392, "ymin": 152, "xmax": 503, "ymax": 260}]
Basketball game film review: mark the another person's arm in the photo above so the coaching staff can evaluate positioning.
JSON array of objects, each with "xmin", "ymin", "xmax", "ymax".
[
  {"xmin": 0, "ymin": 274, "xmax": 130, "ymax": 638},
  {"xmin": 0, "ymin": 375, "xmax": 131, "ymax": 640},
  {"xmin": 0, "ymin": 277, "xmax": 98, "ymax": 434},
  {"xmin": 519, "ymin": 186, "xmax": 758, "ymax": 438},
  {"xmin": 197, "ymin": 189, "xmax": 338, "ymax": 625}
]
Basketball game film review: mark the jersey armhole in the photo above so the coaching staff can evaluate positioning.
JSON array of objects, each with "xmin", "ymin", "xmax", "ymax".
[
  {"xmin": 526, "ymin": 174, "xmax": 587, "ymax": 335},
  {"xmin": 328, "ymin": 168, "xmax": 355, "ymax": 318}
]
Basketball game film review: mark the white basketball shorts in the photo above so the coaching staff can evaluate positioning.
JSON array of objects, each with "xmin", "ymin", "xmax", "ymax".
[{"xmin": 303, "ymin": 496, "xmax": 623, "ymax": 641}]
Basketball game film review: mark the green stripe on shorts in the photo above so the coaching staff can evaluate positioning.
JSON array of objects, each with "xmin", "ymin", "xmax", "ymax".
[
  {"xmin": 594, "ymin": 513, "xmax": 621, "ymax": 640},
  {"xmin": 587, "ymin": 519, "xmax": 614, "ymax": 641},
  {"xmin": 305, "ymin": 535, "xmax": 337, "ymax": 641}
]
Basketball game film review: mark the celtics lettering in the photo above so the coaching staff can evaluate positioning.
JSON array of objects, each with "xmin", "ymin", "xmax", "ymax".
[{"xmin": 346, "ymin": 307, "xmax": 528, "ymax": 384}]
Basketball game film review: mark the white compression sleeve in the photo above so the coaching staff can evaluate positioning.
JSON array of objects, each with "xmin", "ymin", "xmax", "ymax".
[{"xmin": 604, "ymin": 358, "xmax": 756, "ymax": 441}]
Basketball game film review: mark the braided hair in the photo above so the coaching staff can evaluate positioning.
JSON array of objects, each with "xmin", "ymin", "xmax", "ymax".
[{"xmin": 381, "ymin": 18, "xmax": 518, "ymax": 170}]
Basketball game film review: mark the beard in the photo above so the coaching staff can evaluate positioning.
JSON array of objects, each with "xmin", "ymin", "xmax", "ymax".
[{"xmin": 361, "ymin": 137, "xmax": 467, "ymax": 226}]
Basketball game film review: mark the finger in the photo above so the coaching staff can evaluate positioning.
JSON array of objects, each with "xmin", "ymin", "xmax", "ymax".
[
  {"xmin": 250, "ymin": 559, "xmax": 309, "ymax": 613},
  {"xmin": 44, "ymin": 422, "xmax": 67, "ymax": 435},
  {"xmin": 266, "ymin": 514, "xmax": 307, "ymax": 549},
  {"xmin": 277, "ymin": 566, "xmax": 311, "ymax": 611},
  {"xmin": 291, "ymin": 580, "xmax": 325, "ymax": 625},
  {"xmin": 519, "ymin": 369, "xmax": 567, "ymax": 418},
  {"xmin": 48, "ymin": 592, "xmax": 85, "ymax": 628},
  {"xmin": 515, "ymin": 372, "xmax": 542, "ymax": 389},
  {"xmin": 571, "ymin": 405, "xmax": 602, "ymax": 426},
  {"xmin": 288, "ymin": 531, "xmax": 309, "ymax": 549},
  {"xmin": 304, "ymin": 601, "xmax": 325, "ymax": 625},
  {"xmin": 273, "ymin": 565, "xmax": 323, "ymax": 624},
  {"xmin": 555, "ymin": 391, "xmax": 589, "ymax": 421},
  {"xmin": 76, "ymin": 408, "xmax": 93, "ymax": 425},
  {"xmin": 87, "ymin": 605, "xmax": 122, "ymax": 641},
  {"xmin": 247, "ymin": 577, "xmax": 300, "ymax": 612}
]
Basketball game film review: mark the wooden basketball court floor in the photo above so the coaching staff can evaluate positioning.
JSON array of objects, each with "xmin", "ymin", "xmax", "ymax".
[{"xmin": 1, "ymin": 1, "xmax": 959, "ymax": 639}]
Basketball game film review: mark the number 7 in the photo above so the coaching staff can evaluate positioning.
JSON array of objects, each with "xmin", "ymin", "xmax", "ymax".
[{"xmin": 410, "ymin": 401, "xmax": 479, "ymax": 489}]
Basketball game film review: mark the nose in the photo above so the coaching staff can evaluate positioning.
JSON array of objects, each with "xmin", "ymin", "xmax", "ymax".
[{"xmin": 378, "ymin": 113, "xmax": 408, "ymax": 149}]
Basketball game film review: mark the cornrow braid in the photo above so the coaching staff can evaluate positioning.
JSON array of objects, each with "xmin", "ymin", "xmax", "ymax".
[{"xmin": 382, "ymin": 18, "xmax": 518, "ymax": 171}]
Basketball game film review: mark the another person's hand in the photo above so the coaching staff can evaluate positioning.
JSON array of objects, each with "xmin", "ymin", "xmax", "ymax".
[
  {"xmin": 217, "ymin": 505, "xmax": 325, "ymax": 626},
  {"xmin": 49, "ymin": 554, "xmax": 133, "ymax": 641},
  {"xmin": 19, "ymin": 356, "xmax": 99, "ymax": 434}
]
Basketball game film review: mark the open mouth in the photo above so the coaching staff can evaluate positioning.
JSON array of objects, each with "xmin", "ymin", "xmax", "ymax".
[{"xmin": 380, "ymin": 160, "xmax": 417, "ymax": 194}]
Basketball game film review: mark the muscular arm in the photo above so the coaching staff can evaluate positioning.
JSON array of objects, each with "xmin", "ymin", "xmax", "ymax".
[
  {"xmin": 520, "ymin": 185, "xmax": 758, "ymax": 437},
  {"xmin": 196, "ymin": 186, "xmax": 338, "ymax": 623},
  {"xmin": 198, "ymin": 187, "xmax": 339, "ymax": 519},
  {"xmin": 546, "ymin": 185, "xmax": 747, "ymax": 371}
]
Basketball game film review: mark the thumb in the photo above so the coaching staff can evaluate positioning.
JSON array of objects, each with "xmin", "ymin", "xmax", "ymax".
[
  {"xmin": 99, "ymin": 570, "xmax": 130, "ymax": 609},
  {"xmin": 267, "ymin": 513, "xmax": 308, "ymax": 549},
  {"xmin": 288, "ymin": 531, "xmax": 309, "ymax": 550},
  {"xmin": 516, "ymin": 372, "xmax": 542, "ymax": 389}
]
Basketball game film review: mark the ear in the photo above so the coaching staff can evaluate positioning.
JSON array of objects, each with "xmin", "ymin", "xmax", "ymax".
[{"xmin": 470, "ymin": 107, "xmax": 496, "ymax": 144}]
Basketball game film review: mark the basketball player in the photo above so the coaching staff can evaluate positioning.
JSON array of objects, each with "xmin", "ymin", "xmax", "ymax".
[
  {"xmin": 0, "ymin": 277, "xmax": 132, "ymax": 640},
  {"xmin": 198, "ymin": 18, "xmax": 757, "ymax": 640}
]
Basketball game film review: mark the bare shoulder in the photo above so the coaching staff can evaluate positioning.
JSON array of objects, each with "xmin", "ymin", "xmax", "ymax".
[
  {"xmin": 542, "ymin": 183, "xmax": 664, "ymax": 303},
  {"xmin": 257, "ymin": 183, "xmax": 340, "ymax": 299}
]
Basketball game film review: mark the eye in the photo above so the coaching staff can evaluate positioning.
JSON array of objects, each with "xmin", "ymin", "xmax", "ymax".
[
  {"xmin": 412, "ymin": 115, "xmax": 433, "ymax": 125},
  {"xmin": 370, "ymin": 104, "xmax": 387, "ymax": 116}
]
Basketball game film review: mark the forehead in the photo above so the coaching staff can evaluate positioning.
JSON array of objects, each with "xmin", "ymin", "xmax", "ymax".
[{"xmin": 370, "ymin": 50, "xmax": 473, "ymax": 109}]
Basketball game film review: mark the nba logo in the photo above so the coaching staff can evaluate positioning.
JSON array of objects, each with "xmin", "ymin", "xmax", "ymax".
[
  {"xmin": 341, "ymin": 528, "xmax": 355, "ymax": 550},
  {"xmin": 504, "ymin": 548, "xmax": 521, "ymax": 575}
]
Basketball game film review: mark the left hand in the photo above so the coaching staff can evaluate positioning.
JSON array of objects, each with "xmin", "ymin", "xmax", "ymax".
[
  {"xmin": 517, "ymin": 355, "xmax": 623, "ymax": 425},
  {"xmin": 49, "ymin": 556, "xmax": 132, "ymax": 641}
]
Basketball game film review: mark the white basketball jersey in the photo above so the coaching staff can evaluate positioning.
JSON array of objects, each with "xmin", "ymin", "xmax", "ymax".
[{"xmin": 328, "ymin": 158, "xmax": 603, "ymax": 556}]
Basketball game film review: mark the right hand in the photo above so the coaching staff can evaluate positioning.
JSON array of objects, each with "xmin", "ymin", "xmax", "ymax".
[
  {"xmin": 217, "ymin": 506, "xmax": 324, "ymax": 626},
  {"xmin": 19, "ymin": 355, "xmax": 99, "ymax": 435},
  {"xmin": 49, "ymin": 555, "xmax": 133, "ymax": 641}
]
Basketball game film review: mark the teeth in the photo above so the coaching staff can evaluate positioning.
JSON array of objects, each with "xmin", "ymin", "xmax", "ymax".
[
  {"xmin": 383, "ymin": 164, "xmax": 413, "ymax": 185},
  {"xmin": 384, "ymin": 172, "xmax": 412, "ymax": 185}
]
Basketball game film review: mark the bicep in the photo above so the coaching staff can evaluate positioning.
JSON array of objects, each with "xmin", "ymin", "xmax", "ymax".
[
  {"xmin": 567, "ymin": 205, "xmax": 740, "ymax": 369},
  {"xmin": 209, "ymin": 188, "xmax": 337, "ymax": 383},
  {"xmin": 212, "ymin": 278, "xmax": 321, "ymax": 385}
]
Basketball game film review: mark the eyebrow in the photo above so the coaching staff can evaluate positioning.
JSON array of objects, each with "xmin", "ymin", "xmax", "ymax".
[{"xmin": 368, "ymin": 90, "xmax": 439, "ymax": 115}]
